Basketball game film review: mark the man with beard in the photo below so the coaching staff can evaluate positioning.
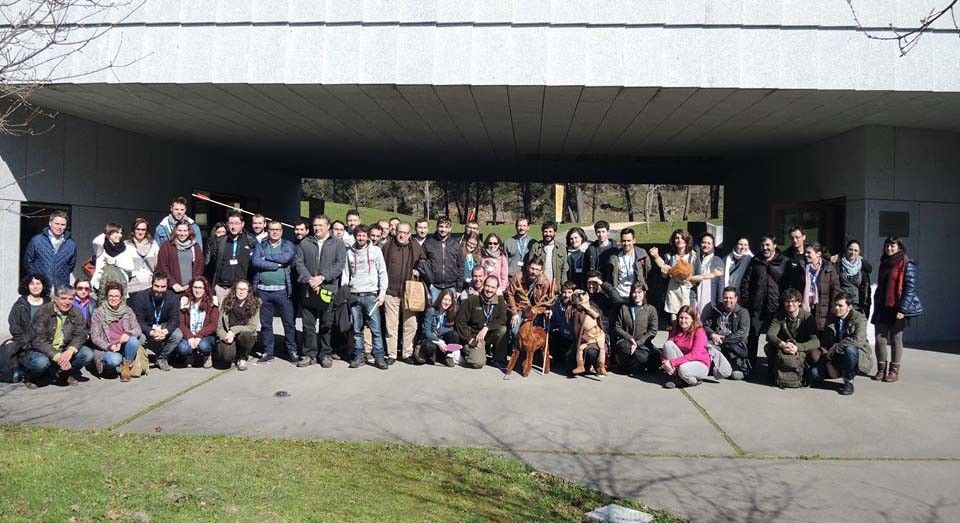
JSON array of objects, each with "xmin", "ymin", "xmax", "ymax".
[
  {"xmin": 739, "ymin": 236, "xmax": 790, "ymax": 370},
  {"xmin": 251, "ymin": 220, "xmax": 299, "ymax": 364},
  {"xmin": 154, "ymin": 196, "xmax": 203, "ymax": 249},
  {"xmin": 346, "ymin": 226, "xmax": 389, "ymax": 370},
  {"xmin": 423, "ymin": 216, "xmax": 465, "ymax": 303},
  {"xmin": 456, "ymin": 275, "xmax": 509, "ymax": 369},
  {"xmin": 131, "ymin": 273, "xmax": 181, "ymax": 372},
  {"xmin": 504, "ymin": 217, "xmax": 532, "ymax": 280},
  {"xmin": 343, "ymin": 209, "xmax": 360, "ymax": 247},
  {"xmin": 294, "ymin": 215, "xmax": 347, "ymax": 368},
  {"xmin": 207, "ymin": 211, "xmax": 258, "ymax": 303},
  {"xmin": 250, "ymin": 214, "xmax": 268, "ymax": 243},
  {"xmin": 608, "ymin": 228, "xmax": 650, "ymax": 301},
  {"xmin": 702, "ymin": 287, "xmax": 751, "ymax": 379},
  {"xmin": 505, "ymin": 256, "xmax": 556, "ymax": 340},
  {"xmin": 527, "ymin": 220, "xmax": 568, "ymax": 289}
]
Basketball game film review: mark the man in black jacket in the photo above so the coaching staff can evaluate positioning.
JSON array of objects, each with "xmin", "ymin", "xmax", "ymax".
[
  {"xmin": 702, "ymin": 287, "xmax": 752, "ymax": 379},
  {"xmin": 584, "ymin": 220, "xmax": 618, "ymax": 282},
  {"xmin": 130, "ymin": 273, "xmax": 181, "ymax": 371},
  {"xmin": 208, "ymin": 211, "xmax": 258, "ymax": 303},
  {"xmin": 294, "ymin": 215, "xmax": 347, "ymax": 368},
  {"xmin": 422, "ymin": 216, "xmax": 464, "ymax": 303},
  {"xmin": 739, "ymin": 236, "xmax": 791, "ymax": 370}
]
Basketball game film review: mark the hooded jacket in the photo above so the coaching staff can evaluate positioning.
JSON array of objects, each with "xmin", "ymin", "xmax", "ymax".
[{"xmin": 346, "ymin": 242, "xmax": 388, "ymax": 299}]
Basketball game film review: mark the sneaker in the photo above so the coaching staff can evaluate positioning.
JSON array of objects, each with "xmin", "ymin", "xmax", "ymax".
[
  {"xmin": 840, "ymin": 381, "xmax": 855, "ymax": 396},
  {"xmin": 156, "ymin": 358, "xmax": 172, "ymax": 372},
  {"xmin": 236, "ymin": 359, "xmax": 248, "ymax": 371},
  {"xmin": 297, "ymin": 356, "xmax": 314, "ymax": 368},
  {"xmin": 445, "ymin": 355, "xmax": 456, "ymax": 367},
  {"xmin": 663, "ymin": 380, "xmax": 677, "ymax": 389},
  {"xmin": 203, "ymin": 355, "xmax": 213, "ymax": 369},
  {"xmin": 386, "ymin": 357, "xmax": 396, "ymax": 366},
  {"xmin": 349, "ymin": 358, "xmax": 365, "ymax": 368},
  {"xmin": 256, "ymin": 355, "xmax": 275, "ymax": 365},
  {"xmin": 319, "ymin": 356, "xmax": 333, "ymax": 368},
  {"xmin": 375, "ymin": 358, "xmax": 389, "ymax": 370},
  {"xmin": 730, "ymin": 370, "xmax": 745, "ymax": 381}
]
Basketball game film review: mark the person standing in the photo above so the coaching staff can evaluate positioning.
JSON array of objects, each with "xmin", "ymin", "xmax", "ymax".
[
  {"xmin": 739, "ymin": 236, "xmax": 789, "ymax": 370},
  {"xmin": 91, "ymin": 223, "xmax": 136, "ymax": 299},
  {"xmin": 208, "ymin": 211, "xmax": 257, "ymax": 303},
  {"xmin": 694, "ymin": 233, "xmax": 725, "ymax": 315},
  {"xmin": 294, "ymin": 215, "xmax": 346, "ymax": 368},
  {"xmin": 527, "ymin": 221, "xmax": 568, "ymax": 289},
  {"xmin": 155, "ymin": 196, "xmax": 204, "ymax": 249},
  {"xmin": 461, "ymin": 232, "xmax": 481, "ymax": 293},
  {"xmin": 504, "ymin": 216, "xmax": 532, "ymax": 280},
  {"xmin": 414, "ymin": 218, "xmax": 430, "ymax": 247},
  {"xmin": 23, "ymin": 211, "xmax": 77, "ymax": 290},
  {"xmin": 156, "ymin": 220, "xmax": 204, "ymax": 295},
  {"xmin": 585, "ymin": 220, "xmax": 618, "ymax": 283},
  {"xmin": 871, "ymin": 236, "xmax": 924, "ymax": 383},
  {"xmin": 608, "ymin": 228, "xmax": 650, "ymax": 303},
  {"xmin": 566, "ymin": 227, "xmax": 590, "ymax": 290},
  {"xmin": 479, "ymin": 233, "xmax": 509, "ymax": 294},
  {"xmin": 131, "ymin": 273, "xmax": 181, "ymax": 372},
  {"xmin": 801, "ymin": 243, "xmax": 840, "ymax": 332},
  {"xmin": 126, "ymin": 218, "xmax": 159, "ymax": 298},
  {"xmin": 723, "ymin": 237, "xmax": 753, "ymax": 291},
  {"xmin": 346, "ymin": 226, "xmax": 389, "ymax": 370},
  {"xmin": 343, "ymin": 209, "xmax": 361, "ymax": 247},
  {"xmin": 250, "ymin": 214, "xmax": 268, "ymax": 243},
  {"xmin": 251, "ymin": 220, "xmax": 299, "ymax": 364},
  {"xmin": 650, "ymin": 229, "xmax": 698, "ymax": 321},
  {"xmin": 422, "ymin": 216, "xmax": 465, "ymax": 303},
  {"xmin": 382, "ymin": 221, "xmax": 425, "ymax": 364},
  {"xmin": 782, "ymin": 226, "xmax": 807, "ymax": 261},
  {"xmin": 836, "ymin": 239, "xmax": 872, "ymax": 316}
]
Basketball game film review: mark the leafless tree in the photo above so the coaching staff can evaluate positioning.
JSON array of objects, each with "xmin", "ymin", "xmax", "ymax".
[
  {"xmin": 847, "ymin": 0, "xmax": 959, "ymax": 56},
  {"xmin": 0, "ymin": 0, "xmax": 142, "ymax": 135}
]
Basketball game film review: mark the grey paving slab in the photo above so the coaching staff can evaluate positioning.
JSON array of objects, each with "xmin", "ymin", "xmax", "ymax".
[
  {"xmin": 516, "ymin": 452, "xmax": 960, "ymax": 523},
  {"xmin": 685, "ymin": 348, "xmax": 960, "ymax": 458},
  {"xmin": 0, "ymin": 367, "xmax": 222, "ymax": 430},
  {"xmin": 119, "ymin": 360, "xmax": 735, "ymax": 455}
]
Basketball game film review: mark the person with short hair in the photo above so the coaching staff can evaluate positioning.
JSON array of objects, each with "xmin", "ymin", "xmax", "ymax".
[
  {"xmin": 126, "ymin": 218, "xmax": 159, "ymax": 297},
  {"xmin": 459, "ymin": 266, "xmax": 486, "ymax": 303},
  {"xmin": 659, "ymin": 305, "xmax": 709, "ymax": 389},
  {"xmin": 208, "ymin": 211, "xmax": 258, "ymax": 303},
  {"xmin": 131, "ymin": 272, "xmax": 182, "ymax": 372},
  {"xmin": 251, "ymin": 220, "xmax": 299, "ymax": 364},
  {"xmin": 422, "ymin": 216, "xmax": 465, "ymax": 303},
  {"xmin": 344, "ymin": 209, "xmax": 361, "ymax": 247},
  {"xmin": 216, "ymin": 280, "xmax": 260, "ymax": 371},
  {"xmin": 809, "ymin": 291, "xmax": 872, "ymax": 396},
  {"xmin": 250, "ymin": 214, "xmax": 268, "ymax": 243},
  {"xmin": 178, "ymin": 277, "xmax": 219, "ymax": 369},
  {"xmin": 802, "ymin": 242, "xmax": 841, "ymax": 332},
  {"xmin": 608, "ymin": 228, "xmax": 651, "ymax": 302},
  {"xmin": 294, "ymin": 215, "xmax": 347, "ymax": 368},
  {"xmin": 764, "ymin": 288, "xmax": 820, "ymax": 389},
  {"xmin": 871, "ymin": 236, "xmax": 923, "ymax": 383},
  {"xmin": 455, "ymin": 275, "xmax": 509, "ymax": 369},
  {"xmin": 419, "ymin": 290, "xmax": 462, "ymax": 367},
  {"xmin": 548, "ymin": 281, "xmax": 578, "ymax": 367},
  {"xmin": 740, "ymin": 235, "xmax": 791, "ymax": 370},
  {"xmin": 368, "ymin": 223, "xmax": 385, "ymax": 249},
  {"xmin": 506, "ymin": 256, "xmax": 555, "ymax": 340},
  {"xmin": 346, "ymin": 225, "xmax": 389, "ymax": 370},
  {"xmin": 23, "ymin": 285, "xmax": 94, "ymax": 387},
  {"xmin": 156, "ymin": 219, "xmax": 205, "ymax": 295},
  {"xmin": 650, "ymin": 229, "xmax": 698, "ymax": 321},
  {"xmin": 330, "ymin": 220, "xmax": 347, "ymax": 244},
  {"xmin": 23, "ymin": 211, "xmax": 77, "ymax": 291},
  {"xmin": 293, "ymin": 219, "xmax": 310, "ymax": 244},
  {"xmin": 91, "ymin": 223, "xmax": 136, "ymax": 299},
  {"xmin": 89, "ymin": 281, "xmax": 143, "ymax": 382},
  {"xmin": 701, "ymin": 287, "xmax": 751, "ymax": 379},
  {"xmin": 566, "ymin": 227, "xmax": 590, "ymax": 290},
  {"xmin": 527, "ymin": 220, "xmax": 568, "ymax": 288},
  {"xmin": 414, "ymin": 218, "xmax": 430, "ymax": 246},
  {"xmin": 612, "ymin": 282, "xmax": 659, "ymax": 376},
  {"xmin": 585, "ymin": 220, "xmax": 618, "ymax": 282},
  {"xmin": 382, "ymin": 221, "xmax": 426, "ymax": 364},
  {"xmin": 71, "ymin": 278, "xmax": 97, "ymax": 331},
  {"xmin": 783, "ymin": 226, "xmax": 806, "ymax": 261},
  {"xmin": 388, "ymin": 217, "xmax": 400, "ymax": 238},
  {"xmin": 155, "ymin": 196, "xmax": 204, "ymax": 249},
  {"xmin": 504, "ymin": 216, "xmax": 532, "ymax": 279}
]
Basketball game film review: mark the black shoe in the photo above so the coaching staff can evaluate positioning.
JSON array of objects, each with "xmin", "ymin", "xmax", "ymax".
[
  {"xmin": 320, "ymin": 356, "xmax": 333, "ymax": 368},
  {"xmin": 840, "ymin": 381, "xmax": 855, "ymax": 396},
  {"xmin": 400, "ymin": 356, "xmax": 415, "ymax": 365},
  {"xmin": 156, "ymin": 357, "xmax": 172, "ymax": 372},
  {"xmin": 296, "ymin": 356, "xmax": 314, "ymax": 368},
  {"xmin": 349, "ymin": 358, "xmax": 365, "ymax": 368},
  {"xmin": 24, "ymin": 380, "xmax": 39, "ymax": 389},
  {"xmin": 375, "ymin": 358, "xmax": 389, "ymax": 370},
  {"xmin": 386, "ymin": 357, "xmax": 396, "ymax": 366},
  {"xmin": 444, "ymin": 355, "xmax": 456, "ymax": 367}
]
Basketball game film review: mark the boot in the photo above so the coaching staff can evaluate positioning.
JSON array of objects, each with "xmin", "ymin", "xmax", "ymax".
[
  {"xmin": 572, "ymin": 350, "xmax": 586, "ymax": 375},
  {"xmin": 884, "ymin": 362, "xmax": 900, "ymax": 383},
  {"xmin": 120, "ymin": 361, "xmax": 132, "ymax": 382},
  {"xmin": 872, "ymin": 362, "xmax": 888, "ymax": 381},
  {"xmin": 596, "ymin": 362, "xmax": 607, "ymax": 376}
]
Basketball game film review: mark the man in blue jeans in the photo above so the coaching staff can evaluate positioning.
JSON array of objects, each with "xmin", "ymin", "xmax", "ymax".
[
  {"xmin": 807, "ymin": 291, "xmax": 873, "ymax": 396},
  {"xmin": 23, "ymin": 285, "xmax": 94, "ymax": 388},
  {"xmin": 346, "ymin": 226, "xmax": 389, "ymax": 369},
  {"xmin": 252, "ymin": 221, "xmax": 299, "ymax": 364}
]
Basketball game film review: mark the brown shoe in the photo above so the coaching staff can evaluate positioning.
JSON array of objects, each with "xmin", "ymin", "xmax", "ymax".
[
  {"xmin": 872, "ymin": 362, "xmax": 888, "ymax": 381},
  {"xmin": 596, "ymin": 363, "xmax": 607, "ymax": 376},
  {"xmin": 572, "ymin": 364, "xmax": 586, "ymax": 375},
  {"xmin": 120, "ymin": 361, "xmax": 132, "ymax": 382},
  {"xmin": 884, "ymin": 362, "xmax": 900, "ymax": 383}
]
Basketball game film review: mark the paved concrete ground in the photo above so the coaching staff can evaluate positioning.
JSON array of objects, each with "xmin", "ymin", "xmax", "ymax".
[{"xmin": 2, "ymin": 344, "xmax": 958, "ymax": 523}]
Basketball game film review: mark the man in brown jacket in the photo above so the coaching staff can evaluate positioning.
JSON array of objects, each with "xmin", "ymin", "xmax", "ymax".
[
  {"xmin": 381, "ymin": 221, "xmax": 426, "ymax": 364},
  {"xmin": 506, "ymin": 256, "xmax": 556, "ymax": 339}
]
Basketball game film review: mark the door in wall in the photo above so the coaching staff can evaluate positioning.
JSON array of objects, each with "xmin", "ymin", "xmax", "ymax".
[{"xmin": 769, "ymin": 199, "xmax": 846, "ymax": 256}]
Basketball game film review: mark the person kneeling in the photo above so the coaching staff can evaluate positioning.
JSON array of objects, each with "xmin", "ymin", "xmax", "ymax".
[
  {"xmin": 701, "ymin": 287, "xmax": 752, "ymax": 380},
  {"xmin": 23, "ymin": 285, "xmax": 94, "ymax": 387},
  {"xmin": 807, "ymin": 292, "xmax": 873, "ymax": 396},
  {"xmin": 455, "ymin": 276, "xmax": 509, "ymax": 369},
  {"xmin": 419, "ymin": 290, "xmax": 462, "ymax": 367},
  {"xmin": 216, "ymin": 280, "xmax": 260, "ymax": 371},
  {"xmin": 764, "ymin": 288, "xmax": 820, "ymax": 389},
  {"xmin": 660, "ymin": 305, "xmax": 710, "ymax": 389},
  {"xmin": 90, "ymin": 282, "xmax": 143, "ymax": 382}
]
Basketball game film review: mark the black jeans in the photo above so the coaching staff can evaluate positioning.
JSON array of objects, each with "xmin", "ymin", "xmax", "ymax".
[
  {"xmin": 302, "ymin": 300, "xmax": 335, "ymax": 360},
  {"xmin": 613, "ymin": 338, "xmax": 659, "ymax": 374},
  {"xmin": 420, "ymin": 331, "xmax": 461, "ymax": 363},
  {"xmin": 747, "ymin": 312, "xmax": 772, "ymax": 369}
]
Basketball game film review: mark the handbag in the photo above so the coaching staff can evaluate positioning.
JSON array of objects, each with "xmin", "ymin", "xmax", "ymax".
[
  {"xmin": 403, "ymin": 277, "xmax": 428, "ymax": 312},
  {"xmin": 130, "ymin": 345, "xmax": 150, "ymax": 378}
]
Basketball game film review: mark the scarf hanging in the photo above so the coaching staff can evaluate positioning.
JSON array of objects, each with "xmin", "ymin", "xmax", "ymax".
[
  {"xmin": 175, "ymin": 238, "xmax": 196, "ymax": 251},
  {"xmin": 724, "ymin": 250, "xmax": 753, "ymax": 288},
  {"xmin": 101, "ymin": 301, "xmax": 130, "ymax": 324},
  {"xmin": 802, "ymin": 263, "xmax": 821, "ymax": 312},
  {"xmin": 227, "ymin": 299, "xmax": 254, "ymax": 326},
  {"xmin": 879, "ymin": 251, "xmax": 906, "ymax": 308},
  {"xmin": 840, "ymin": 255, "xmax": 862, "ymax": 278}
]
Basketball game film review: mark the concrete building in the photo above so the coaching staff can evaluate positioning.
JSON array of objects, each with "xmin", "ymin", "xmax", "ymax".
[{"xmin": 2, "ymin": 1, "xmax": 959, "ymax": 343}]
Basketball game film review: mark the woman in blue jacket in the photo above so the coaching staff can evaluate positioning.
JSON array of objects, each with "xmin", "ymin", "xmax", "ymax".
[
  {"xmin": 418, "ymin": 290, "xmax": 462, "ymax": 367},
  {"xmin": 872, "ymin": 236, "xmax": 923, "ymax": 383}
]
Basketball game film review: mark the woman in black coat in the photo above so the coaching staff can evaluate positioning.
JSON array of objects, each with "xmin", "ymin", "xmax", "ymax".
[
  {"xmin": 3, "ymin": 274, "xmax": 50, "ymax": 382},
  {"xmin": 871, "ymin": 236, "xmax": 923, "ymax": 383}
]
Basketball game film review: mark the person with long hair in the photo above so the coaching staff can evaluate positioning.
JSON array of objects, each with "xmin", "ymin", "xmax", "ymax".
[
  {"xmin": 566, "ymin": 227, "xmax": 590, "ymax": 289},
  {"xmin": 178, "ymin": 276, "xmax": 219, "ymax": 368},
  {"xmin": 650, "ymin": 229, "xmax": 699, "ymax": 320},
  {"xmin": 461, "ymin": 231, "xmax": 481, "ymax": 292},
  {"xmin": 480, "ymin": 232, "xmax": 509, "ymax": 293},
  {"xmin": 216, "ymin": 279, "xmax": 260, "ymax": 371},
  {"xmin": 723, "ymin": 237, "xmax": 753, "ymax": 290},
  {"xmin": 89, "ymin": 281, "xmax": 143, "ymax": 382},
  {"xmin": 871, "ymin": 236, "xmax": 924, "ymax": 383},
  {"xmin": 205, "ymin": 222, "xmax": 227, "ymax": 265},
  {"xmin": 8, "ymin": 274, "xmax": 51, "ymax": 377},
  {"xmin": 419, "ymin": 290, "xmax": 462, "ymax": 366},
  {"xmin": 126, "ymin": 217, "xmax": 159, "ymax": 297},
  {"xmin": 157, "ymin": 220, "xmax": 204, "ymax": 294},
  {"xmin": 835, "ymin": 239, "xmax": 872, "ymax": 316},
  {"xmin": 91, "ymin": 223, "xmax": 136, "ymax": 298},
  {"xmin": 660, "ymin": 305, "xmax": 710, "ymax": 388}
]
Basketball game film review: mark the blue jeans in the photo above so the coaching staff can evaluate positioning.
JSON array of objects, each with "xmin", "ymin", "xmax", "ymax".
[
  {"xmin": 351, "ymin": 293, "xmax": 384, "ymax": 361},
  {"xmin": 102, "ymin": 338, "xmax": 141, "ymax": 369},
  {"xmin": 259, "ymin": 288, "xmax": 298, "ymax": 358},
  {"xmin": 807, "ymin": 344, "xmax": 860, "ymax": 383},
  {"xmin": 177, "ymin": 336, "xmax": 215, "ymax": 357},
  {"xmin": 25, "ymin": 346, "xmax": 94, "ymax": 380}
]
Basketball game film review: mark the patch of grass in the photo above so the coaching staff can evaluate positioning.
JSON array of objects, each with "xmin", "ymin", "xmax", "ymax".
[{"xmin": 0, "ymin": 426, "xmax": 679, "ymax": 522}]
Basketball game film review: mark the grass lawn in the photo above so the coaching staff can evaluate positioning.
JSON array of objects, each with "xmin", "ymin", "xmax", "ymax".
[
  {"xmin": 322, "ymin": 201, "xmax": 719, "ymax": 245},
  {"xmin": 0, "ymin": 426, "xmax": 677, "ymax": 522}
]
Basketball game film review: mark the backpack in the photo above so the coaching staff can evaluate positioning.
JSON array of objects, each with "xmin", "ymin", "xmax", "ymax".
[
  {"xmin": 97, "ymin": 263, "xmax": 128, "ymax": 301},
  {"xmin": 775, "ymin": 351, "xmax": 804, "ymax": 388},
  {"xmin": 129, "ymin": 344, "xmax": 150, "ymax": 378},
  {"xmin": 0, "ymin": 339, "xmax": 22, "ymax": 383}
]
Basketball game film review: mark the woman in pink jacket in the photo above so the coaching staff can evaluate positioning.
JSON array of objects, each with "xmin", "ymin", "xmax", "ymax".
[
  {"xmin": 660, "ymin": 305, "xmax": 711, "ymax": 388},
  {"xmin": 480, "ymin": 233, "xmax": 509, "ymax": 293}
]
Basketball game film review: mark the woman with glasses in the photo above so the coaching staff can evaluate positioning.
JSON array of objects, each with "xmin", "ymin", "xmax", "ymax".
[
  {"xmin": 178, "ymin": 276, "xmax": 219, "ymax": 368},
  {"xmin": 216, "ymin": 279, "xmax": 260, "ymax": 371},
  {"xmin": 125, "ymin": 217, "xmax": 159, "ymax": 298},
  {"xmin": 89, "ymin": 281, "xmax": 143, "ymax": 382},
  {"xmin": 480, "ymin": 233, "xmax": 508, "ymax": 293}
]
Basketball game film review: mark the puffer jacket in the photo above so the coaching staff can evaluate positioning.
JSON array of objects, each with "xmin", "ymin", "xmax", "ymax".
[
  {"xmin": 422, "ymin": 233, "xmax": 465, "ymax": 290},
  {"xmin": 23, "ymin": 228, "xmax": 77, "ymax": 288},
  {"xmin": 898, "ymin": 260, "xmax": 924, "ymax": 317},
  {"xmin": 739, "ymin": 253, "xmax": 788, "ymax": 318}
]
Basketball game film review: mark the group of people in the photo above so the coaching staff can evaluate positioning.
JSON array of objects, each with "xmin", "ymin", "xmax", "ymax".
[{"xmin": 3, "ymin": 197, "xmax": 923, "ymax": 397}]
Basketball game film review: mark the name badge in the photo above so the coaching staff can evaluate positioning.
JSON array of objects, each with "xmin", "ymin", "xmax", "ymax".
[
  {"xmin": 575, "ymin": 267, "xmax": 583, "ymax": 273},
  {"xmin": 229, "ymin": 259, "xmax": 239, "ymax": 265},
  {"xmin": 518, "ymin": 262, "xmax": 524, "ymax": 267}
]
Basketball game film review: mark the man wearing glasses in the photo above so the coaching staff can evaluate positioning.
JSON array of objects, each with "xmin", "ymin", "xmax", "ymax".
[{"xmin": 382, "ymin": 221, "xmax": 425, "ymax": 364}]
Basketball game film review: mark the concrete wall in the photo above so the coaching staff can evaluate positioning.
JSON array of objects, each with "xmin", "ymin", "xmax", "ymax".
[
  {"xmin": 725, "ymin": 126, "xmax": 960, "ymax": 343},
  {"xmin": 0, "ymin": 114, "xmax": 302, "ymax": 336}
]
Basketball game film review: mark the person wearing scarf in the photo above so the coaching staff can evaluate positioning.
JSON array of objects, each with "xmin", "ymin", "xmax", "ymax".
[
  {"xmin": 480, "ymin": 233, "xmax": 509, "ymax": 293},
  {"xmin": 125, "ymin": 218, "xmax": 159, "ymax": 297},
  {"xmin": 693, "ymin": 233, "xmax": 724, "ymax": 316},
  {"xmin": 565, "ymin": 227, "xmax": 590, "ymax": 290},
  {"xmin": 216, "ymin": 280, "xmax": 260, "ymax": 371},
  {"xmin": 154, "ymin": 197, "xmax": 204, "ymax": 249},
  {"xmin": 89, "ymin": 281, "xmax": 143, "ymax": 382},
  {"xmin": 836, "ymin": 239, "xmax": 872, "ymax": 315},
  {"xmin": 91, "ymin": 224, "xmax": 135, "ymax": 296},
  {"xmin": 157, "ymin": 220, "xmax": 205, "ymax": 294},
  {"xmin": 723, "ymin": 237, "xmax": 754, "ymax": 290},
  {"xmin": 800, "ymin": 243, "xmax": 840, "ymax": 331},
  {"xmin": 871, "ymin": 236, "xmax": 923, "ymax": 383}
]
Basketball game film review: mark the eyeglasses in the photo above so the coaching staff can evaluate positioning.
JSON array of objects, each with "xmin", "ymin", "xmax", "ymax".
[
  {"xmin": 76, "ymin": 286, "xmax": 91, "ymax": 290},
  {"xmin": 487, "ymin": 242, "xmax": 499, "ymax": 246},
  {"xmin": 135, "ymin": 227, "xmax": 148, "ymax": 231},
  {"xmin": 191, "ymin": 286, "xmax": 206, "ymax": 290}
]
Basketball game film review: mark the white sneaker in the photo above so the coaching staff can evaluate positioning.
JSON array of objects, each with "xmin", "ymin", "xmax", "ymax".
[
  {"xmin": 203, "ymin": 355, "xmax": 212, "ymax": 369},
  {"xmin": 237, "ymin": 359, "xmax": 248, "ymax": 371}
]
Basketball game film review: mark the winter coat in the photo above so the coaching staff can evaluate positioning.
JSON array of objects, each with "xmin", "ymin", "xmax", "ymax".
[
  {"xmin": 91, "ymin": 242, "xmax": 137, "ymax": 292},
  {"xmin": 701, "ymin": 303, "xmax": 750, "ymax": 347},
  {"xmin": 130, "ymin": 290, "xmax": 181, "ymax": 335},
  {"xmin": 155, "ymin": 215, "xmax": 203, "ymax": 250},
  {"xmin": 28, "ymin": 302, "xmax": 89, "ymax": 359},
  {"xmin": 838, "ymin": 259, "xmax": 873, "ymax": 315},
  {"xmin": 251, "ymin": 238, "xmax": 297, "ymax": 297},
  {"xmin": 613, "ymin": 303, "xmax": 658, "ymax": 346},
  {"xmin": 455, "ymin": 294, "xmax": 508, "ymax": 340},
  {"xmin": 89, "ymin": 306, "xmax": 143, "ymax": 351},
  {"xmin": 383, "ymin": 237, "xmax": 425, "ymax": 298},
  {"xmin": 527, "ymin": 240, "xmax": 568, "ymax": 288},
  {"xmin": 898, "ymin": 260, "xmax": 924, "ymax": 317},
  {"xmin": 295, "ymin": 235, "xmax": 347, "ymax": 295},
  {"xmin": 23, "ymin": 228, "xmax": 77, "ymax": 288},
  {"xmin": 584, "ymin": 239, "xmax": 619, "ymax": 282},
  {"xmin": 823, "ymin": 309, "xmax": 873, "ymax": 375},
  {"xmin": 8, "ymin": 296, "xmax": 47, "ymax": 351},
  {"xmin": 208, "ymin": 232, "xmax": 258, "ymax": 288},
  {"xmin": 125, "ymin": 240, "xmax": 160, "ymax": 294},
  {"xmin": 480, "ymin": 252, "xmax": 509, "ymax": 292},
  {"xmin": 179, "ymin": 302, "xmax": 220, "ymax": 339},
  {"xmin": 216, "ymin": 303, "xmax": 260, "ymax": 339},
  {"xmin": 806, "ymin": 260, "xmax": 841, "ymax": 332},
  {"xmin": 422, "ymin": 306, "xmax": 456, "ymax": 343},
  {"xmin": 422, "ymin": 233, "xmax": 465, "ymax": 290},
  {"xmin": 739, "ymin": 253, "xmax": 790, "ymax": 318},
  {"xmin": 156, "ymin": 242, "xmax": 205, "ymax": 288},
  {"xmin": 765, "ymin": 310, "xmax": 820, "ymax": 354}
]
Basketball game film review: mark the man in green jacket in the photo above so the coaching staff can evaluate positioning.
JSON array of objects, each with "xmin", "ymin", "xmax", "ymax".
[
  {"xmin": 24, "ymin": 285, "xmax": 94, "ymax": 387},
  {"xmin": 764, "ymin": 288, "xmax": 820, "ymax": 389},
  {"xmin": 526, "ymin": 221, "xmax": 567, "ymax": 289},
  {"xmin": 455, "ymin": 275, "xmax": 509, "ymax": 369},
  {"xmin": 808, "ymin": 291, "xmax": 871, "ymax": 396}
]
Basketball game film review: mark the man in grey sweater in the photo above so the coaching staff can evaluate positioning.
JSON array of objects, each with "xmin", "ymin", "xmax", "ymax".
[{"xmin": 346, "ymin": 225, "xmax": 389, "ymax": 370}]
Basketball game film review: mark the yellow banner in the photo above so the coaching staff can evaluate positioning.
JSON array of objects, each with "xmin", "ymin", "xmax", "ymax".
[{"xmin": 555, "ymin": 184, "xmax": 564, "ymax": 223}]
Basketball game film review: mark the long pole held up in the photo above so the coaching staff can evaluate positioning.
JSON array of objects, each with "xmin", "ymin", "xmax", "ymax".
[{"xmin": 192, "ymin": 192, "xmax": 293, "ymax": 229}]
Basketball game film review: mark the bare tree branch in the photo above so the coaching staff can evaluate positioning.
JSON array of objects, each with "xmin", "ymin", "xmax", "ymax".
[{"xmin": 847, "ymin": 0, "xmax": 960, "ymax": 56}]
